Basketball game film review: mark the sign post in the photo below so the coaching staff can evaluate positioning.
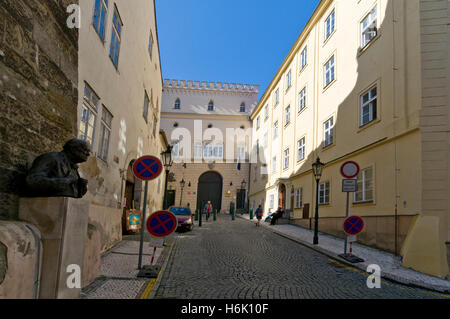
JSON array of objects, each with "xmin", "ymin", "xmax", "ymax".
[
  {"xmin": 132, "ymin": 155, "xmax": 163, "ymax": 271},
  {"xmin": 340, "ymin": 216, "xmax": 365, "ymax": 263}
]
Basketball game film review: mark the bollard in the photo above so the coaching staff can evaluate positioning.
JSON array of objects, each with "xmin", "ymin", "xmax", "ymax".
[
  {"xmin": 195, "ymin": 209, "xmax": 199, "ymax": 221},
  {"xmin": 250, "ymin": 208, "xmax": 254, "ymax": 220},
  {"xmin": 214, "ymin": 209, "xmax": 217, "ymax": 221},
  {"xmin": 232, "ymin": 207, "xmax": 235, "ymax": 221},
  {"xmin": 199, "ymin": 209, "xmax": 202, "ymax": 227}
]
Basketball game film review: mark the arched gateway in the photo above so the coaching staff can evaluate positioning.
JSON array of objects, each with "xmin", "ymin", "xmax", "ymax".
[{"xmin": 197, "ymin": 172, "xmax": 223, "ymax": 212}]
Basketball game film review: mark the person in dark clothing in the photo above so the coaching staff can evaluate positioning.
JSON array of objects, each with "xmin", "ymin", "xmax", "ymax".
[
  {"xmin": 255, "ymin": 205, "xmax": 263, "ymax": 227},
  {"xmin": 270, "ymin": 207, "xmax": 283, "ymax": 225}
]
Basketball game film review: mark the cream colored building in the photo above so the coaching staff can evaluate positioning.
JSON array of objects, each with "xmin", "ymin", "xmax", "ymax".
[
  {"xmin": 249, "ymin": 0, "xmax": 449, "ymax": 278},
  {"xmin": 161, "ymin": 79, "xmax": 259, "ymax": 213},
  {"xmin": 77, "ymin": 0, "xmax": 165, "ymax": 284}
]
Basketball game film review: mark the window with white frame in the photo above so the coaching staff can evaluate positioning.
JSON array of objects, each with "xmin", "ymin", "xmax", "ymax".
[
  {"xmin": 194, "ymin": 142, "xmax": 203, "ymax": 159},
  {"xmin": 203, "ymin": 143, "xmax": 213, "ymax": 159},
  {"xmin": 269, "ymin": 195, "xmax": 275, "ymax": 209},
  {"xmin": 237, "ymin": 145, "xmax": 246, "ymax": 162},
  {"xmin": 79, "ymin": 84, "xmax": 99, "ymax": 150},
  {"xmin": 98, "ymin": 106, "xmax": 113, "ymax": 161},
  {"xmin": 272, "ymin": 156, "xmax": 277, "ymax": 173},
  {"xmin": 325, "ymin": 9, "xmax": 335, "ymax": 40},
  {"xmin": 240, "ymin": 103, "xmax": 246, "ymax": 113},
  {"xmin": 300, "ymin": 46, "xmax": 307, "ymax": 70},
  {"xmin": 285, "ymin": 105, "xmax": 291, "ymax": 125},
  {"xmin": 254, "ymin": 166, "xmax": 258, "ymax": 181},
  {"xmin": 360, "ymin": 86, "xmax": 377, "ymax": 126},
  {"xmin": 354, "ymin": 167, "xmax": 374, "ymax": 203},
  {"xmin": 274, "ymin": 89, "xmax": 280, "ymax": 106},
  {"xmin": 299, "ymin": 87, "xmax": 306, "ymax": 112},
  {"xmin": 361, "ymin": 7, "xmax": 377, "ymax": 48},
  {"xmin": 319, "ymin": 181, "xmax": 330, "ymax": 204},
  {"xmin": 273, "ymin": 121, "xmax": 279, "ymax": 139},
  {"xmin": 324, "ymin": 55, "xmax": 335, "ymax": 87},
  {"xmin": 265, "ymin": 104, "xmax": 269, "ymax": 119},
  {"xmin": 213, "ymin": 143, "xmax": 223, "ymax": 159},
  {"xmin": 263, "ymin": 132, "xmax": 268, "ymax": 148},
  {"xmin": 172, "ymin": 142, "xmax": 180, "ymax": 158},
  {"xmin": 256, "ymin": 139, "xmax": 260, "ymax": 158},
  {"xmin": 323, "ymin": 117, "xmax": 334, "ymax": 147},
  {"xmin": 143, "ymin": 91, "xmax": 149, "ymax": 123},
  {"xmin": 208, "ymin": 100, "xmax": 214, "ymax": 111},
  {"xmin": 92, "ymin": 0, "xmax": 108, "ymax": 42},
  {"xmin": 174, "ymin": 98, "xmax": 181, "ymax": 109},
  {"xmin": 297, "ymin": 137, "xmax": 305, "ymax": 162},
  {"xmin": 295, "ymin": 188, "xmax": 303, "ymax": 208},
  {"xmin": 286, "ymin": 70, "xmax": 292, "ymax": 90},
  {"xmin": 256, "ymin": 116, "xmax": 261, "ymax": 130},
  {"xmin": 283, "ymin": 149, "xmax": 290, "ymax": 170},
  {"xmin": 109, "ymin": 8, "xmax": 122, "ymax": 68}
]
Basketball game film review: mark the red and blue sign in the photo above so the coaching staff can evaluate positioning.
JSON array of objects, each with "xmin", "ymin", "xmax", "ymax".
[
  {"xmin": 343, "ymin": 216, "xmax": 364, "ymax": 235},
  {"xmin": 133, "ymin": 156, "xmax": 163, "ymax": 181},
  {"xmin": 146, "ymin": 211, "xmax": 178, "ymax": 238}
]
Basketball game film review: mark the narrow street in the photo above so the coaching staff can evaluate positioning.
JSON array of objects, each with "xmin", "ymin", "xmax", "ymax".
[{"xmin": 153, "ymin": 215, "xmax": 447, "ymax": 299}]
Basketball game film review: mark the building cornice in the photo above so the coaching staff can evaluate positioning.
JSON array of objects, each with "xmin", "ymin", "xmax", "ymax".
[{"xmin": 164, "ymin": 79, "xmax": 259, "ymax": 95}]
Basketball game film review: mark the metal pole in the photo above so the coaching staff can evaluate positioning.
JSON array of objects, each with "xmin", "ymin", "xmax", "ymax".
[
  {"xmin": 313, "ymin": 179, "xmax": 319, "ymax": 245},
  {"xmin": 344, "ymin": 191, "xmax": 349, "ymax": 254},
  {"xmin": 199, "ymin": 206, "xmax": 202, "ymax": 227},
  {"xmin": 179, "ymin": 185, "xmax": 184, "ymax": 206},
  {"xmin": 138, "ymin": 181, "xmax": 149, "ymax": 270},
  {"xmin": 163, "ymin": 170, "xmax": 169, "ymax": 210}
]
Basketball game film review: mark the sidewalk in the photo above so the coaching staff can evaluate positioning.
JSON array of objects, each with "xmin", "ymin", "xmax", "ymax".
[
  {"xmin": 238, "ymin": 214, "xmax": 450, "ymax": 293},
  {"xmin": 81, "ymin": 235, "xmax": 174, "ymax": 299}
]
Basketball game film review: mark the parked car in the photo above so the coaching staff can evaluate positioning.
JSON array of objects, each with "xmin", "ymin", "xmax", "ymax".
[{"xmin": 169, "ymin": 207, "xmax": 194, "ymax": 232}]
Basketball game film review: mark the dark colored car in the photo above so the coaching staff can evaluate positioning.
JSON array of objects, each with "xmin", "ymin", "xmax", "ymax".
[{"xmin": 169, "ymin": 207, "xmax": 194, "ymax": 232}]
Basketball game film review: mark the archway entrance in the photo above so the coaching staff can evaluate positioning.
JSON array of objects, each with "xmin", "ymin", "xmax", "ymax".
[
  {"xmin": 197, "ymin": 172, "xmax": 223, "ymax": 212},
  {"xmin": 122, "ymin": 160, "xmax": 142, "ymax": 234},
  {"xmin": 278, "ymin": 184, "xmax": 286, "ymax": 210}
]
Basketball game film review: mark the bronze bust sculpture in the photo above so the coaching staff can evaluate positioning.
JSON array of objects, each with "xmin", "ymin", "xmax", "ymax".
[{"xmin": 25, "ymin": 139, "xmax": 90, "ymax": 198}]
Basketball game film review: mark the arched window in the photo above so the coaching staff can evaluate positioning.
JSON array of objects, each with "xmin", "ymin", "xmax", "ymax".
[
  {"xmin": 240, "ymin": 103, "xmax": 246, "ymax": 113},
  {"xmin": 174, "ymin": 98, "xmax": 181, "ymax": 109},
  {"xmin": 208, "ymin": 100, "xmax": 214, "ymax": 111}
]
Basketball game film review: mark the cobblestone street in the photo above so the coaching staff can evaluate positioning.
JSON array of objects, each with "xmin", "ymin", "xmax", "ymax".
[{"xmin": 154, "ymin": 215, "xmax": 449, "ymax": 299}]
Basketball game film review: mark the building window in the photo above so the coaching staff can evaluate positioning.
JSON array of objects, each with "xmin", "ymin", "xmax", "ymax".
[
  {"xmin": 143, "ymin": 91, "xmax": 149, "ymax": 123},
  {"xmin": 109, "ymin": 9, "xmax": 122, "ymax": 68},
  {"xmin": 300, "ymin": 46, "xmax": 307, "ymax": 70},
  {"xmin": 254, "ymin": 166, "xmax": 258, "ymax": 181},
  {"xmin": 297, "ymin": 137, "xmax": 305, "ymax": 162},
  {"xmin": 319, "ymin": 181, "xmax": 330, "ymax": 205},
  {"xmin": 272, "ymin": 156, "xmax": 277, "ymax": 173},
  {"xmin": 93, "ymin": 0, "xmax": 108, "ymax": 42},
  {"xmin": 324, "ymin": 55, "xmax": 335, "ymax": 87},
  {"xmin": 274, "ymin": 89, "xmax": 280, "ymax": 106},
  {"xmin": 361, "ymin": 7, "xmax": 377, "ymax": 48},
  {"xmin": 194, "ymin": 142, "xmax": 203, "ymax": 159},
  {"xmin": 256, "ymin": 139, "xmax": 260, "ymax": 158},
  {"xmin": 263, "ymin": 133, "xmax": 268, "ymax": 148},
  {"xmin": 323, "ymin": 117, "xmax": 334, "ymax": 147},
  {"xmin": 79, "ymin": 84, "xmax": 99, "ymax": 150},
  {"xmin": 354, "ymin": 167, "xmax": 374, "ymax": 203},
  {"xmin": 286, "ymin": 70, "xmax": 292, "ymax": 90},
  {"xmin": 295, "ymin": 188, "xmax": 303, "ymax": 208},
  {"xmin": 149, "ymin": 30, "xmax": 154, "ymax": 59},
  {"xmin": 273, "ymin": 121, "xmax": 279, "ymax": 139},
  {"xmin": 240, "ymin": 103, "xmax": 246, "ymax": 113},
  {"xmin": 283, "ymin": 149, "xmax": 290, "ymax": 170},
  {"xmin": 299, "ymin": 87, "xmax": 306, "ymax": 112},
  {"xmin": 208, "ymin": 100, "xmax": 214, "ymax": 111},
  {"xmin": 256, "ymin": 116, "xmax": 261, "ymax": 130},
  {"xmin": 265, "ymin": 104, "xmax": 269, "ymax": 119},
  {"xmin": 237, "ymin": 145, "xmax": 246, "ymax": 162},
  {"xmin": 325, "ymin": 9, "xmax": 335, "ymax": 41},
  {"xmin": 174, "ymin": 98, "xmax": 181, "ymax": 109},
  {"xmin": 213, "ymin": 143, "xmax": 223, "ymax": 159},
  {"xmin": 360, "ymin": 86, "xmax": 377, "ymax": 126},
  {"xmin": 269, "ymin": 195, "xmax": 275, "ymax": 209},
  {"xmin": 98, "ymin": 106, "xmax": 113, "ymax": 161},
  {"xmin": 285, "ymin": 105, "xmax": 291, "ymax": 125},
  {"xmin": 152, "ymin": 116, "xmax": 158, "ymax": 137},
  {"xmin": 172, "ymin": 142, "xmax": 180, "ymax": 158}
]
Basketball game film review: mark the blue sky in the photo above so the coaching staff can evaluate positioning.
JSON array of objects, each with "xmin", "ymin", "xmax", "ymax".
[{"xmin": 155, "ymin": 0, "xmax": 321, "ymax": 100}]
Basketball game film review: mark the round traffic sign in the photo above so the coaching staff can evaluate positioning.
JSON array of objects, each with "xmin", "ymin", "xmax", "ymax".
[
  {"xmin": 340, "ymin": 161, "xmax": 360, "ymax": 179},
  {"xmin": 146, "ymin": 211, "xmax": 178, "ymax": 238},
  {"xmin": 343, "ymin": 216, "xmax": 364, "ymax": 235},
  {"xmin": 133, "ymin": 156, "xmax": 163, "ymax": 181}
]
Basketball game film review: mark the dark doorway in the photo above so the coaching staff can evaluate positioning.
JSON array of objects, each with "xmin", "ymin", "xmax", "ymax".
[
  {"xmin": 236, "ymin": 189, "xmax": 246, "ymax": 210},
  {"xmin": 167, "ymin": 190, "xmax": 176, "ymax": 208},
  {"xmin": 278, "ymin": 184, "xmax": 286, "ymax": 210},
  {"xmin": 197, "ymin": 172, "xmax": 223, "ymax": 212}
]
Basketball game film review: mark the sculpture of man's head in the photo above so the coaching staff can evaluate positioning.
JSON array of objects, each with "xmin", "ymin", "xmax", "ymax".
[{"xmin": 63, "ymin": 139, "xmax": 91, "ymax": 164}]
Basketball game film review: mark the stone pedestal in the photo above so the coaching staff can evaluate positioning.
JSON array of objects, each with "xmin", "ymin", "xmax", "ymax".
[{"xmin": 19, "ymin": 197, "xmax": 89, "ymax": 299}]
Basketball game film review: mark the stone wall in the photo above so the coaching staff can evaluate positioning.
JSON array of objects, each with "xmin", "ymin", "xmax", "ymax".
[{"xmin": 0, "ymin": 0, "xmax": 78, "ymax": 220}]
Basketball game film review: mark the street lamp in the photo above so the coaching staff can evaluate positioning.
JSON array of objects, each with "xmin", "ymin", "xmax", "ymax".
[
  {"xmin": 161, "ymin": 146, "xmax": 173, "ymax": 210},
  {"xmin": 312, "ymin": 157, "xmax": 325, "ymax": 245},
  {"xmin": 179, "ymin": 178, "xmax": 186, "ymax": 206}
]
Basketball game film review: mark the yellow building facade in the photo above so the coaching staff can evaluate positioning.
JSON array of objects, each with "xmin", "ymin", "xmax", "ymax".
[{"xmin": 249, "ymin": 0, "xmax": 449, "ymax": 278}]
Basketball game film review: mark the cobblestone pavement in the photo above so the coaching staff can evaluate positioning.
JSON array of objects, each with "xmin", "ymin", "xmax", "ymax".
[{"xmin": 154, "ymin": 215, "xmax": 449, "ymax": 299}]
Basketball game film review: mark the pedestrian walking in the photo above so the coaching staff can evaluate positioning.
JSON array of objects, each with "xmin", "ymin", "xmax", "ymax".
[
  {"xmin": 204, "ymin": 201, "xmax": 213, "ymax": 221},
  {"xmin": 255, "ymin": 205, "xmax": 263, "ymax": 227}
]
